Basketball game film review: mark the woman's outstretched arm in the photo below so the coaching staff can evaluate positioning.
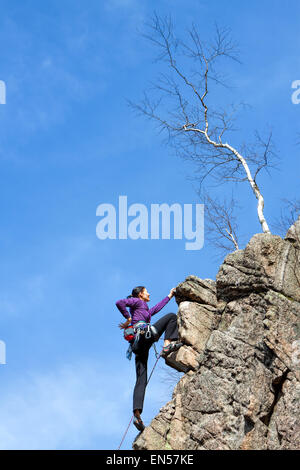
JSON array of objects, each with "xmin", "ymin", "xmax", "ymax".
[{"xmin": 149, "ymin": 288, "xmax": 176, "ymax": 316}]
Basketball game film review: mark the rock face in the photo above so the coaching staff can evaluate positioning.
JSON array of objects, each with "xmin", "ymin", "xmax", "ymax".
[{"xmin": 133, "ymin": 217, "xmax": 300, "ymax": 450}]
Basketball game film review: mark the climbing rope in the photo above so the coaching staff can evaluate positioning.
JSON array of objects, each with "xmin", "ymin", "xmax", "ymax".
[
  {"xmin": 117, "ymin": 346, "xmax": 163, "ymax": 450},
  {"xmin": 117, "ymin": 415, "xmax": 134, "ymax": 451}
]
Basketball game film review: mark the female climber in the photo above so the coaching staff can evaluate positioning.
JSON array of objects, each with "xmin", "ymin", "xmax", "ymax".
[{"xmin": 116, "ymin": 286, "xmax": 183, "ymax": 432}]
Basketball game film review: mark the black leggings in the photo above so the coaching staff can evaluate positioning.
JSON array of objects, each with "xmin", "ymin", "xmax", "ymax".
[{"xmin": 133, "ymin": 313, "xmax": 178, "ymax": 413}]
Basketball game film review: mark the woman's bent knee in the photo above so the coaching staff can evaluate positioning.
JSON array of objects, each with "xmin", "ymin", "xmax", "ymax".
[{"xmin": 165, "ymin": 312, "xmax": 177, "ymax": 319}]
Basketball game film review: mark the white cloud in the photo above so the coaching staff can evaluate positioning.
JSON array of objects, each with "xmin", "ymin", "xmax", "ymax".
[
  {"xmin": 0, "ymin": 360, "xmax": 133, "ymax": 449},
  {"xmin": 0, "ymin": 348, "xmax": 179, "ymax": 450}
]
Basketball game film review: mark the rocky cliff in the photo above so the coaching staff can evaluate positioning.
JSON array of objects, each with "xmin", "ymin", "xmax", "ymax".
[{"xmin": 133, "ymin": 217, "xmax": 300, "ymax": 450}]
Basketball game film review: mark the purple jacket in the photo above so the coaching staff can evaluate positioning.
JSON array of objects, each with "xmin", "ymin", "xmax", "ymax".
[{"xmin": 115, "ymin": 295, "xmax": 170, "ymax": 324}]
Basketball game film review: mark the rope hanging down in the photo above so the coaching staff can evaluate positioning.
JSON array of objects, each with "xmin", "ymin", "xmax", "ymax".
[{"xmin": 117, "ymin": 346, "xmax": 162, "ymax": 450}]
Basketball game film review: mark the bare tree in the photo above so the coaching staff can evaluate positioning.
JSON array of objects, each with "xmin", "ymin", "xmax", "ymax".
[
  {"xmin": 274, "ymin": 198, "xmax": 300, "ymax": 237},
  {"xmin": 271, "ymin": 199, "xmax": 300, "ymax": 293},
  {"xmin": 202, "ymin": 192, "xmax": 240, "ymax": 256},
  {"xmin": 128, "ymin": 13, "xmax": 277, "ymax": 234},
  {"xmin": 157, "ymin": 359, "xmax": 184, "ymax": 396},
  {"xmin": 150, "ymin": 339, "xmax": 184, "ymax": 396}
]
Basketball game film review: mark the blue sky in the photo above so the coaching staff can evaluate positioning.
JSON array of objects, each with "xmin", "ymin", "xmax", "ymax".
[{"xmin": 0, "ymin": 0, "xmax": 299, "ymax": 450}]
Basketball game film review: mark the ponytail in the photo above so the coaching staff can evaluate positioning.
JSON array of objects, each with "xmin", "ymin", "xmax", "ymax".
[{"xmin": 127, "ymin": 286, "xmax": 145, "ymax": 299}]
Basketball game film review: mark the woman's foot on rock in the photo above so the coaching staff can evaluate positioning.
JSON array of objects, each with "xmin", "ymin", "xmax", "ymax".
[
  {"xmin": 161, "ymin": 341, "xmax": 183, "ymax": 357},
  {"xmin": 133, "ymin": 416, "xmax": 145, "ymax": 432}
]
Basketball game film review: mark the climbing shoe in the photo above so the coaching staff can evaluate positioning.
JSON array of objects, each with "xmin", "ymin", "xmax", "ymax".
[
  {"xmin": 161, "ymin": 341, "xmax": 183, "ymax": 357},
  {"xmin": 133, "ymin": 416, "xmax": 145, "ymax": 432}
]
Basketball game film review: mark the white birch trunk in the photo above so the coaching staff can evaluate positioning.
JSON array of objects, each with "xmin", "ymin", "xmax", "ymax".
[{"xmin": 191, "ymin": 127, "xmax": 271, "ymax": 234}]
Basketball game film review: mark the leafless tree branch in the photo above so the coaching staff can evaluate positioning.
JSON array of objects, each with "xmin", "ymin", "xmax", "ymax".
[
  {"xmin": 130, "ymin": 13, "xmax": 276, "ymax": 235},
  {"xmin": 201, "ymin": 192, "xmax": 240, "ymax": 257},
  {"xmin": 273, "ymin": 198, "xmax": 300, "ymax": 237}
]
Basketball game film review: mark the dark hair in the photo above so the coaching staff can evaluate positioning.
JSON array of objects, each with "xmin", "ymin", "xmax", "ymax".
[{"xmin": 127, "ymin": 286, "xmax": 146, "ymax": 299}]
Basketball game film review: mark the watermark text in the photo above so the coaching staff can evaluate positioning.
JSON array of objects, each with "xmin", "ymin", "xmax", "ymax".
[
  {"xmin": 0, "ymin": 80, "xmax": 6, "ymax": 104},
  {"xmin": 0, "ymin": 340, "xmax": 6, "ymax": 364},
  {"xmin": 291, "ymin": 80, "xmax": 300, "ymax": 104},
  {"xmin": 96, "ymin": 196, "xmax": 204, "ymax": 251}
]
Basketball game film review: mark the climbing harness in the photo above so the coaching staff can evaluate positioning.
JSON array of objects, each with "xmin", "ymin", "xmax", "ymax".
[
  {"xmin": 125, "ymin": 321, "xmax": 159, "ymax": 361},
  {"xmin": 117, "ymin": 345, "xmax": 163, "ymax": 450}
]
